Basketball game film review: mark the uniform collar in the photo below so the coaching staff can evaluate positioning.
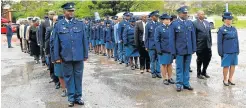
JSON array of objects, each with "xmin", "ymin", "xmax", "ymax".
[{"xmin": 224, "ymin": 24, "xmax": 232, "ymax": 28}]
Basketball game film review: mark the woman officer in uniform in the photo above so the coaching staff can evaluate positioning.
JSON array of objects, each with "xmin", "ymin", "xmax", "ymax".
[
  {"xmin": 123, "ymin": 17, "xmax": 140, "ymax": 70},
  {"xmin": 154, "ymin": 13, "xmax": 175, "ymax": 85},
  {"xmin": 217, "ymin": 12, "xmax": 240, "ymax": 86},
  {"xmin": 105, "ymin": 20, "xmax": 114, "ymax": 59}
]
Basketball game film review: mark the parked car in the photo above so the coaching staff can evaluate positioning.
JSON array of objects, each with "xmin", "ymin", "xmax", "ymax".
[{"xmin": 1, "ymin": 23, "xmax": 18, "ymax": 34}]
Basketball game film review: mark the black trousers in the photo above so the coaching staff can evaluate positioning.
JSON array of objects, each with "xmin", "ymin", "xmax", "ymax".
[
  {"xmin": 196, "ymin": 48, "xmax": 212, "ymax": 76},
  {"xmin": 139, "ymin": 43, "xmax": 150, "ymax": 70},
  {"xmin": 40, "ymin": 46, "xmax": 45, "ymax": 64},
  {"xmin": 19, "ymin": 38, "xmax": 23, "ymax": 51},
  {"xmin": 49, "ymin": 57, "xmax": 59, "ymax": 83}
]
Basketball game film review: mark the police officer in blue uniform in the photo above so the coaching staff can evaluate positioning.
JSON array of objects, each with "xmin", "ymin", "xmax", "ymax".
[
  {"xmin": 104, "ymin": 20, "xmax": 114, "ymax": 59},
  {"xmin": 155, "ymin": 13, "xmax": 175, "ymax": 85},
  {"xmin": 145, "ymin": 10, "xmax": 161, "ymax": 78},
  {"xmin": 84, "ymin": 18, "xmax": 91, "ymax": 51},
  {"xmin": 123, "ymin": 17, "xmax": 140, "ymax": 70},
  {"xmin": 171, "ymin": 6, "xmax": 196, "ymax": 92},
  {"xmin": 90, "ymin": 20, "xmax": 97, "ymax": 53},
  {"xmin": 99, "ymin": 19, "xmax": 106, "ymax": 56},
  {"xmin": 95, "ymin": 20, "xmax": 101, "ymax": 54},
  {"xmin": 53, "ymin": 2, "xmax": 88, "ymax": 107},
  {"xmin": 217, "ymin": 12, "xmax": 239, "ymax": 86},
  {"xmin": 118, "ymin": 12, "xmax": 132, "ymax": 66}
]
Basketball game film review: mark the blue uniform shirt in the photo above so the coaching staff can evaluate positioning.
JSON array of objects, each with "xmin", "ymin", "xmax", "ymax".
[
  {"xmin": 118, "ymin": 20, "xmax": 130, "ymax": 41},
  {"xmin": 154, "ymin": 24, "xmax": 173, "ymax": 54},
  {"xmin": 104, "ymin": 25, "xmax": 114, "ymax": 43},
  {"xmin": 123, "ymin": 25, "xmax": 135, "ymax": 46},
  {"xmin": 99, "ymin": 24, "xmax": 105, "ymax": 40},
  {"xmin": 90, "ymin": 25, "xmax": 96, "ymax": 40},
  {"xmin": 53, "ymin": 18, "xmax": 88, "ymax": 62},
  {"xmin": 85, "ymin": 23, "xmax": 90, "ymax": 40},
  {"xmin": 217, "ymin": 25, "xmax": 239, "ymax": 56},
  {"xmin": 145, "ymin": 21, "xmax": 161, "ymax": 50},
  {"xmin": 171, "ymin": 18, "xmax": 196, "ymax": 55},
  {"xmin": 95, "ymin": 25, "xmax": 100, "ymax": 40},
  {"xmin": 6, "ymin": 25, "xmax": 13, "ymax": 36}
]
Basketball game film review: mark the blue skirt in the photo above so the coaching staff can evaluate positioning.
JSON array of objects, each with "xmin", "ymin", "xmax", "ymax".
[
  {"xmin": 54, "ymin": 63, "xmax": 63, "ymax": 77},
  {"xmin": 125, "ymin": 45, "xmax": 139, "ymax": 57},
  {"xmin": 106, "ymin": 42, "xmax": 114, "ymax": 49},
  {"xmin": 221, "ymin": 53, "xmax": 238, "ymax": 67},
  {"xmin": 99, "ymin": 40, "xmax": 105, "ymax": 45},
  {"xmin": 96, "ymin": 40, "xmax": 100, "ymax": 45},
  {"xmin": 92, "ymin": 40, "xmax": 96, "ymax": 47},
  {"xmin": 158, "ymin": 53, "xmax": 173, "ymax": 65}
]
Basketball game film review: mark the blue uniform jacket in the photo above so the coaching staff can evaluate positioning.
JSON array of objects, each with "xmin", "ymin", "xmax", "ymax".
[
  {"xmin": 99, "ymin": 24, "xmax": 105, "ymax": 40},
  {"xmin": 95, "ymin": 25, "xmax": 100, "ymax": 40},
  {"xmin": 118, "ymin": 20, "xmax": 130, "ymax": 41},
  {"xmin": 6, "ymin": 25, "xmax": 13, "ymax": 36},
  {"xmin": 85, "ymin": 23, "xmax": 90, "ymax": 40},
  {"xmin": 171, "ymin": 18, "xmax": 196, "ymax": 55},
  {"xmin": 217, "ymin": 25, "xmax": 239, "ymax": 56},
  {"xmin": 104, "ymin": 25, "xmax": 114, "ymax": 43},
  {"xmin": 123, "ymin": 25, "xmax": 135, "ymax": 46},
  {"xmin": 154, "ymin": 24, "xmax": 173, "ymax": 54},
  {"xmin": 145, "ymin": 21, "xmax": 161, "ymax": 50},
  {"xmin": 53, "ymin": 19, "xmax": 88, "ymax": 62},
  {"xmin": 90, "ymin": 25, "xmax": 96, "ymax": 40}
]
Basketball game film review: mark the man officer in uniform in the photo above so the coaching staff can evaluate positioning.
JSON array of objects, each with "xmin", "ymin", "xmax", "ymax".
[
  {"xmin": 170, "ymin": 6, "xmax": 196, "ymax": 92},
  {"xmin": 145, "ymin": 10, "xmax": 161, "ymax": 78},
  {"xmin": 54, "ymin": 2, "xmax": 88, "ymax": 107}
]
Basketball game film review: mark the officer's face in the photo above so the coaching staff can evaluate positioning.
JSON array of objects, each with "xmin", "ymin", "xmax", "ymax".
[
  {"xmin": 100, "ymin": 21, "xmax": 104, "ymax": 25},
  {"xmin": 224, "ymin": 19, "xmax": 232, "ymax": 25},
  {"xmin": 162, "ymin": 19, "xmax": 170, "ymax": 25},
  {"xmin": 125, "ymin": 16, "xmax": 131, "ymax": 20},
  {"xmin": 64, "ymin": 10, "xmax": 74, "ymax": 19},
  {"xmin": 179, "ymin": 12, "xmax": 188, "ymax": 20},
  {"xmin": 152, "ymin": 15, "xmax": 159, "ymax": 21}
]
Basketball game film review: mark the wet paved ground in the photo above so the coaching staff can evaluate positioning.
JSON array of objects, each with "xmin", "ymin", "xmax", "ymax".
[{"xmin": 1, "ymin": 30, "xmax": 246, "ymax": 108}]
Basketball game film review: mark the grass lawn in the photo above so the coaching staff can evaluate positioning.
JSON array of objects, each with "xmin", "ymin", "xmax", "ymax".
[{"xmin": 215, "ymin": 19, "xmax": 246, "ymax": 29}]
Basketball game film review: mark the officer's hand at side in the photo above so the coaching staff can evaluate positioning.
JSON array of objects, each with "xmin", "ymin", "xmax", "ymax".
[
  {"xmin": 84, "ymin": 58, "xmax": 88, "ymax": 61},
  {"xmin": 145, "ymin": 48, "xmax": 148, "ymax": 51},
  {"xmin": 158, "ymin": 52, "xmax": 163, "ymax": 55},
  {"xmin": 55, "ymin": 59, "xmax": 62, "ymax": 63}
]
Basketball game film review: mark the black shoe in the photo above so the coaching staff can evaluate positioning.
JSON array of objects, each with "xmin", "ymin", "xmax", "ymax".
[
  {"xmin": 75, "ymin": 100, "xmax": 84, "ymax": 105},
  {"xmin": 163, "ymin": 79, "xmax": 169, "ymax": 85},
  {"xmin": 168, "ymin": 78, "xmax": 175, "ymax": 84},
  {"xmin": 223, "ymin": 81, "xmax": 229, "ymax": 86},
  {"xmin": 183, "ymin": 86, "xmax": 194, "ymax": 91},
  {"xmin": 125, "ymin": 63, "xmax": 129, "ymax": 67},
  {"xmin": 55, "ymin": 82, "xmax": 60, "ymax": 89},
  {"xmin": 228, "ymin": 80, "xmax": 235, "ymax": 85},
  {"xmin": 42, "ymin": 63, "xmax": 45, "ymax": 66},
  {"xmin": 135, "ymin": 65, "xmax": 139, "ymax": 69},
  {"xmin": 202, "ymin": 74, "xmax": 210, "ymax": 78},
  {"xmin": 131, "ymin": 65, "xmax": 135, "ymax": 70},
  {"xmin": 176, "ymin": 87, "xmax": 182, "ymax": 92},
  {"xmin": 152, "ymin": 74, "xmax": 157, "ymax": 78},
  {"xmin": 197, "ymin": 75, "xmax": 205, "ymax": 79},
  {"xmin": 156, "ymin": 74, "xmax": 162, "ymax": 78},
  {"xmin": 189, "ymin": 69, "xmax": 193, "ymax": 72},
  {"xmin": 114, "ymin": 59, "xmax": 117, "ymax": 61},
  {"xmin": 68, "ymin": 102, "xmax": 74, "ymax": 107},
  {"xmin": 140, "ymin": 70, "xmax": 144, "ymax": 74}
]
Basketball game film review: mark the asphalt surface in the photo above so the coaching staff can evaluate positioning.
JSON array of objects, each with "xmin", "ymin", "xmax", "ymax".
[{"xmin": 1, "ymin": 30, "xmax": 246, "ymax": 108}]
